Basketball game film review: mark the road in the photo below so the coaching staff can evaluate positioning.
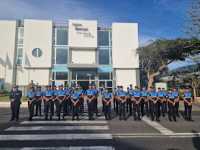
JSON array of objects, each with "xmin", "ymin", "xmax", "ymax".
[{"xmin": 0, "ymin": 102, "xmax": 200, "ymax": 150}]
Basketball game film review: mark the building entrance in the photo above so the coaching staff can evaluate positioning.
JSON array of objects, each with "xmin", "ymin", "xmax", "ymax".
[{"xmin": 77, "ymin": 81, "xmax": 90, "ymax": 90}]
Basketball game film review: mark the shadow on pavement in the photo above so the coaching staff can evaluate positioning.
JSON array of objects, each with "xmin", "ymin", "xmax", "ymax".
[{"xmin": 192, "ymin": 130, "xmax": 200, "ymax": 150}]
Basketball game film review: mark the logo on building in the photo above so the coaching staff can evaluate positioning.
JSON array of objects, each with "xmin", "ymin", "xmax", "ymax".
[
  {"xmin": 72, "ymin": 23, "xmax": 94, "ymax": 38},
  {"xmin": 32, "ymin": 48, "xmax": 42, "ymax": 57}
]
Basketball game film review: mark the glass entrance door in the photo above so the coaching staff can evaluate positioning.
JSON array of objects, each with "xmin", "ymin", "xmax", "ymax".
[{"xmin": 71, "ymin": 69, "xmax": 97, "ymax": 89}]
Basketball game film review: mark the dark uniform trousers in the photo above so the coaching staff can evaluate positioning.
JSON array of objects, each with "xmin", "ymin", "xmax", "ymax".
[
  {"xmin": 87, "ymin": 96, "xmax": 94, "ymax": 120},
  {"xmin": 79, "ymin": 96, "xmax": 84, "ymax": 114},
  {"xmin": 103, "ymin": 99, "xmax": 111, "ymax": 120},
  {"xmin": 133, "ymin": 97, "xmax": 141, "ymax": 120},
  {"xmin": 168, "ymin": 99, "xmax": 176, "ymax": 121},
  {"xmin": 142, "ymin": 97, "xmax": 149, "ymax": 116},
  {"xmin": 94, "ymin": 96, "xmax": 98, "ymax": 115},
  {"xmin": 140, "ymin": 97, "xmax": 145, "ymax": 116},
  {"xmin": 127, "ymin": 97, "xmax": 132, "ymax": 115},
  {"xmin": 160, "ymin": 97, "xmax": 167, "ymax": 117},
  {"xmin": 119, "ymin": 98, "xmax": 126, "ymax": 120},
  {"xmin": 44, "ymin": 97, "xmax": 54, "ymax": 120},
  {"xmin": 10, "ymin": 100, "xmax": 21, "ymax": 120},
  {"xmin": 149, "ymin": 98, "xmax": 159, "ymax": 121},
  {"xmin": 55, "ymin": 96, "xmax": 65, "ymax": 120},
  {"xmin": 72, "ymin": 100, "xmax": 80, "ymax": 120},
  {"xmin": 114, "ymin": 97, "xmax": 119, "ymax": 115},
  {"xmin": 35, "ymin": 96, "xmax": 42, "ymax": 116},
  {"xmin": 28, "ymin": 98, "xmax": 37, "ymax": 120},
  {"xmin": 175, "ymin": 100, "xmax": 179, "ymax": 116},
  {"xmin": 184, "ymin": 98, "xmax": 192, "ymax": 120},
  {"xmin": 10, "ymin": 90, "xmax": 22, "ymax": 121}
]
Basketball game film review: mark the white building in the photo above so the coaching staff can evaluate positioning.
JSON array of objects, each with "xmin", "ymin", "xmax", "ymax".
[{"xmin": 0, "ymin": 19, "xmax": 140, "ymax": 90}]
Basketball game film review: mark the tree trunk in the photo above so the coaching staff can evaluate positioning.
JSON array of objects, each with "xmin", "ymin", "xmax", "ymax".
[{"xmin": 147, "ymin": 75, "xmax": 154, "ymax": 90}]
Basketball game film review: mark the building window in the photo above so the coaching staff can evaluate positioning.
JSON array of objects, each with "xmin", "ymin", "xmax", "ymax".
[
  {"xmin": 55, "ymin": 48, "xmax": 68, "ymax": 64},
  {"xmin": 17, "ymin": 27, "xmax": 24, "ymax": 45},
  {"xmin": 99, "ymin": 48, "xmax": 110, "ymax": 65},
  {"xmin": 32, "ymin": 48, "xmax": 42, "ymax": 57},
  {"xmin": 53, "ymin": 72, "xmax": 68, "ymax": 80},
  {"xmin": 99, "ymin": 73, "xmax": 110, "ymax": 80},
  {"xmin": 56, "ymin": 28, "xmax": 68, "ymax": 45},
  {"xmin": 16, "ymin": 47, "xmax": 23, "ymax": 65},
  {"xmin": 72, "ymin": 71, "xmax": 95, "ymax": 80},
  {"xmin": 98, "ymin": 30, "xmax": 109, "ymax": 46}
]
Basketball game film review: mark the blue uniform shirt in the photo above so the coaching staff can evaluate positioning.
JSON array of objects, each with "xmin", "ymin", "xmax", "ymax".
[
  {"xmin": 71, "ymin": 91, "xmax": 80, "ymax": 100},
  {"xmin": 149, "ymin": 91, "xmax": 157, "ymax": 97},
  {"xmin": 86, "ymin": 89, "xmax": 95, "ymax": 96},
  {"xmin": 141, "ymin": 90, "xmax": 148, "ymax": 97},
  {"xmin": 184, "ymin": 91, "xmax": 192, "ymax": 99},
  {"xmin": 35, "ymin": 90, "xmax": 43, "ymax": 97},
  {"xmin": 129, "ymin": 89, "xmax": 135, "ymax": 96},
  {"xmin": 103, "ymin": 92, "xmax": 112, "ymax": 100},
  {"xmin": 172, "ymin": 91, "xmax": 179, "ymax": 98},
  {"xmin": 57, "ymin": 90, "xmax": 66, "ymax": 96},
  {"xmin": 64, "ymin": 88, "xmax": 71, "ymax": 96},
  {"xmin": 133, "ymin": 90, "xmax": 141, "ymax": 97},
  {"xmin": 168, "ymin": 92, "xmax": 175, "ymax": 99},
  {"xmin": 118, "ymin": 90, "xmax": 127, "ymax": 97},
  {"xmin": 157, "ymin": 91, "xmax": 165, "ymax": 97},
  {"xmin": 27, "ymin": 91, "xmax": 35, "ymax": 98},
  {"xmin": 44, "ymin": 90, "xmax": 53, "ymax": 96}
]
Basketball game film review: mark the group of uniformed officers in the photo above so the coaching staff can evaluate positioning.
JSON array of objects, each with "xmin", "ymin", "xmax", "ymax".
[
  {"xmin": 113, "ymin": 85, "xmax": 193, "ymax": 121},
  {"xmin": 9, "ymin": 84, "xmax": 193, "ymax": 122}
]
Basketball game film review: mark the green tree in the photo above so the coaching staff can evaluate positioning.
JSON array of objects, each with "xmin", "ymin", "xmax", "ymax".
[{"xmin": 137, "ymin": 38, "xmax": 200, "ymax": 89}]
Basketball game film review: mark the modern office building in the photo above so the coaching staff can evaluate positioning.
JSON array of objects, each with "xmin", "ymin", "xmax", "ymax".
[{"xmin": 0, "ymin": 19, "xmax": 140, "ymax": 90}]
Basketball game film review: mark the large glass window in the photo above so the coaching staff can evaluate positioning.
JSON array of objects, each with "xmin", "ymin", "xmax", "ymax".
[
  {"xmin": 98, "ymin": 30, "xmax": 109, "ymax": 46},
  {"xmin": 99, "ymin": 73, "xmax": 110, "ymax": 80},
  {"xmin": 55, "ymin": 48, "xmax": 68, "ymax": 64},
  {"xmin": 17, "ymin": 27, "xmax": 24, "ymax": 45},
  {"xmin": 99, "ymin": 48, "xmax": 110, "ymax": 65},
  {"xmin": 72, "ymin": 71, "xmax": 95, "ymax": 80},
  {"xmin": 16, "ymin": 47, "xmax": 23, "ymax": 65},
  {"xmin": 56, "ymin": 28, "xmax": 68, "ymax": 45},
  {"xmin": 53, "ymin": 72, "xmax": 68, "ymax": 80}
]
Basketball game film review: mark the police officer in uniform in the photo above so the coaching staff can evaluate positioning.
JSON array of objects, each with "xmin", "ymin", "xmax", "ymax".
[
  {"xmin": 183, "ymin": 87, "xmax": 193, "ymax": 121},
  {"xmin": 118, "ymin": 86, "xmax": 127, "ymax": 120},
  {"xmin": 92, "ymin": 85, "xmax": 99, "ymax": 116},
  {"xmin": 157, "ymin": 87, "xmax": 166, "ymax": 117},
  {"xmin": 140, "ymin": 87, "xmax": 148, "ymax": 117},
  {"xmin": 114, "ymin": 86, "xmax": 120, "ymax": 115},
  {"xmin": 64, "ymin": 86, "xmax": 71, "ymax": 116},
  {"xmin": 102, "ymin": 88, "xmax": 112, "ymax": 120},
  {"xmin": 55, "ymin": 85, "xmax": 66, "ymax": 120},
  {"xmin": 43, "ymin": 86, "xmax": 54, "ymax": 120},
  {"xmin": 148, "ymin": 87, "xmax": 159, "ymax": 121},
  {"xmin": 172, "ymin": 87, "xmax": 180, "ymax": 117},
  {"xmin": 86, "ymin": 85, "xmax": 95, "ymax": 120},
  {"xmin": 161, "ymin": 88, "xmax": 167, "ymax": 117},
  {"xmin": 27, "ymin": 87, "xmax": 36, "ymax": 121},
  {"xmin": 131, "ymin": 86, "xmax": 141, "ymax": 120},
  {"xmin": 52, "ymin": 85, "xmax": 57, "ymax": 116},
  {"xmin": 9, "ymin": 86, "xmax": 22, "ymax": 121},
  {"xmin": 71, "ymin": 86, "xmax": 81, "ymax": 120},
  {"xmin": 167, "ymin": 89, "xmax": 176, "ymax": 121},
  {"xmin": 35, "ymin": 86, "xmax": 43, "ymax": 116}
]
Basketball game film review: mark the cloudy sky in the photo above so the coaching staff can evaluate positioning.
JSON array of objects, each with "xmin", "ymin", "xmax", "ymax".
[{"xmin": 0, "ymin": 0, "xmax": 190, "ymax": 46}]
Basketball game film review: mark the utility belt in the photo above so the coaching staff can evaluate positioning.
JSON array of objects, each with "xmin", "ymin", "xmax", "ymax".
[
  {"xmin": 44, "ymin": 96, "xmax": 52, "ymax": 101},
  {"xmin": 185, "ymin": 98, "xmax": 191, "ymax": 102},
  {"xmin": 87, "ymin": 95, "xmax": 93, "ymax": 98}
]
